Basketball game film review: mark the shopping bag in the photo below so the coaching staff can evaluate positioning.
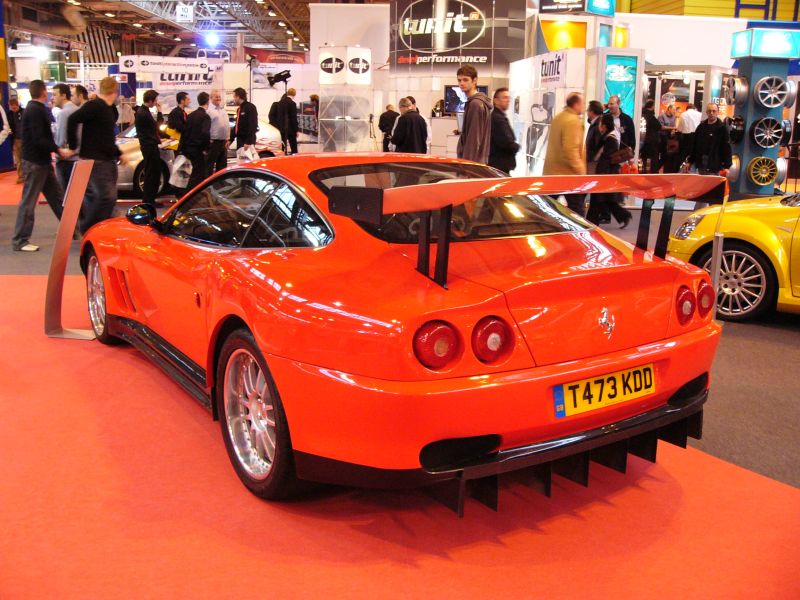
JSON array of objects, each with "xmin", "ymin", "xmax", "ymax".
[
  {"xmin": 169, "ymin": 155, "xmax": 192, "ymax": 188},
  {"xmin": 236, "ymin": 146, "xmax": 259, "ymax": 163}
]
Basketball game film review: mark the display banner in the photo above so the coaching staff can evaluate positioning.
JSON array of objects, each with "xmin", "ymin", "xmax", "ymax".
[
  {"xmin": 154, "ymin": 67, "xmax": 218, "ymax": 91},
  {"xmin": 119, "ymin": 55, "xmax": 208, "ymax": 75},
  {"xmin": 319, "ymin": 47, "xmax": 347, "ymax": 85},
  {"xmin": 536, "ymin": 50, "xmax": 567, "ymax": 88},
  {"xmin": 604, "ymin": 55, "xmax": 638, "ymax": 119},
  {"xmin": 245, "ymin": 48, "xmax": 306, "ymax": 64},
  {"xmin": 390, "ymin": 0, "xmax": 524, "ymax": 74},
  {"xmin": 346, "ymin": 46, "xmax": 372, "ymax": 85}
]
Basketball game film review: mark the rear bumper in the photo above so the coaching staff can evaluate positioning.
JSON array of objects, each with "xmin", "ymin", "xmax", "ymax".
[
  {"xmin": 269, "ymin": 322, "xmax": 721, "ymax": 472},
  {"xmin": 294, "ymin": 373, "xmax": 707, "ymax": 489}
]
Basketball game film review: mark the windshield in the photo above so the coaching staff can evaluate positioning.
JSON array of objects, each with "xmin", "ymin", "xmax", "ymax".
[{"xmin": 309, "ymin": 161, "xmax": 590, "ymax": 243}]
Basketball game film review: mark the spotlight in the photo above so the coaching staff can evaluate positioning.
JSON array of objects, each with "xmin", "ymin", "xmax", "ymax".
[
  {"xmin": 268, "ymin": 10, "xmax": 276, "ymax": 17},
  {"xmin": 267, "ymin": 69, "xmax": 291, "ymax": 87},
  {"xmin": 155, "ymin": 30, "xmax": 164, "ymax": 35},
  {"xmin": 205, "ymin": 32, "xmax": 220, "ymax": 47},
  {"xmin": 287, "ymin": 30, "xmax": 293, "ymax": 36},
  {"xmin": 278, "ymin": 21, "xmax": 286, "ymax": 27},
  {"xmin": 133, "ymin": 23, "xmax": 142, "ymax": 28},
  {"xmin": 174, "ymin": 36, "xmax": 181, "ymax": 41},
  {"xmin": 105, "ymin": 12, "xmax": 115, "ymax": 18}
]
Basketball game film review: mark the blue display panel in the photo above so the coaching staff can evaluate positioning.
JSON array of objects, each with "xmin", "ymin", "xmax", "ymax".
[
  {"xmin": 731, "ymin": 28, "xmax": 800, "ymax": 59},
  {"xmin": 598, "ymin": 23, "xmax": 612, "ymax": 48},
  {"xmin": 604, "ymin": 54, "xmax": 638, "ymax": 119},
  {"xmin": 587, "ymin": 0, "xmax": 615, "ymax": 17}
]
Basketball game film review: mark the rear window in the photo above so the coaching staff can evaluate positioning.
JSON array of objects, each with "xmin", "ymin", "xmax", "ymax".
[{"xmin": 309, "ymin": 161, "xmax": 590, "ymax": 243}]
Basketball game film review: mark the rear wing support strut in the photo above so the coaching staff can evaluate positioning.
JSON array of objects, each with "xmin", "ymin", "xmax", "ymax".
[{"xmin": 635, "ymin": 196, "xmax": 675, "ymax": 259}]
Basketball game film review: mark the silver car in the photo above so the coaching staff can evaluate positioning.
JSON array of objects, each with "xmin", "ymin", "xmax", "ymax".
[
  {"xmin": 116, "ymin": 126, "xmax": 174, "ymax": 196},
  {"xmin": 117, "ymin": 116, "xmax": 283, "ymax": 197}
]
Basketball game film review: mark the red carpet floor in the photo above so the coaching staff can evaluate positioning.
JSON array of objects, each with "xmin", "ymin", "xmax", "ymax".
[
  {"xmin": 1, "ymin": 275, "xmax": 799, "ymax": 599},
  {"xmin": 0, "ymin": 171, "xmax": 22, "ymax": 205}
]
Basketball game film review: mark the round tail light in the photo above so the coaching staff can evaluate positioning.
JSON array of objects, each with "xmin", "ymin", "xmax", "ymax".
[
  {"xmin": 697, "ymin": 280, "xmax": 716, "ymax": 318},
  {"xmin": 472, "ymin": 317, "xmax": 514, "ymax": 364},
  {"xmin": 413, "ymin": 321, "xmax": 461, "ymax": 370},
  {"xmin": 676, "ymin": 285, "xmax": 696, "ymax": 326}
]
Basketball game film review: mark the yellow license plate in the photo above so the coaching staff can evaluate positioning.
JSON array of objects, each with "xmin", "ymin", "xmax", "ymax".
[{"xmin": 554, "ymin": 364, "xmax": 655, "ymax": 418}]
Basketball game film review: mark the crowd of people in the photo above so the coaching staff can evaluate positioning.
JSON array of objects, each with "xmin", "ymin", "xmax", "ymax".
[
  {"xmin": 8, "ymin": 64, "xmax": 734, "ymax": 252},
  {"xmin": 11, "ymin": 76, "xmax": 121, "ymax": 253}
]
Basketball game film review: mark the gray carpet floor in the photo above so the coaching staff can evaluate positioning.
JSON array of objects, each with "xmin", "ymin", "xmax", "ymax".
[{"xmin": 1, "ymin": 198, "xmax": 798, "ymax": 487}]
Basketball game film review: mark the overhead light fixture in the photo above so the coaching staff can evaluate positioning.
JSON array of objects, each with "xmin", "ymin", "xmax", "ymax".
[
  {"xmin": 293, "ymin": 37, "xmax": 298, "ymax": 42},
  {"xmin": 133, "ymin": 23, "xmax": 143, "ymax": 28},
  {"xmin": 104, "ymin": 12, "xmax": 115, "ymax": 18},
  {"xmin": 190, "ymin": 42, "xmax": 197, "ymax": 47},
  {"xmin": 268, "ymin": 10, "xmax": 276, "ymax": 17},
  {"xmin": 174, "ymin": 36, "xmax": 181, "ymax": 41},
  {"xmin": 155, "ymin": 30, "xmax": 164, "ymax": 35},
  {"xmin": 67, "ymin": 0, "xmax": 80, "ymax": 4},
  {"xmin": 278, "ymin": 21, "xmax": 286, "ymax": 27},
  {"xmin": 287, "ymin": 30, "xmax": 293, "ymax": 35},
  {"xmin": 205, "ymin": 32, "xmax": 220, "ymax": 47},
  {"xmin": 116, "ymin": 51, "xmax": 122, "ymax": 57}
]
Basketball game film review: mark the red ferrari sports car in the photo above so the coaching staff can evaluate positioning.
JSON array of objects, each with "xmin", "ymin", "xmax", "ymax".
[{"xmin": 80, "ymin": 154, "xmax": 723, "ymax": 514}]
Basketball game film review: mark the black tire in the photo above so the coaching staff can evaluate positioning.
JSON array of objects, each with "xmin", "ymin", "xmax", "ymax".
[
  {"xmin": 84, "ymin": 249, "xmax": 121, "ymax": 345},
  {"xmin": 132, "ymin": 160, "xmax": 169, "ymax": 197},
  {"xmin": 215, "ymin": 328, "xmax": 300, "ymax": 500},
  {"xmin": 694, "ymin": 241, "xmax": 778, "ymax": 321}
]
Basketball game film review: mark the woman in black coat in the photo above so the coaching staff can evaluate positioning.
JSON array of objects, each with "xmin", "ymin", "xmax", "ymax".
[{"xmin": 587, "ymin": 113, "xmax": 632, "ymax": 228}]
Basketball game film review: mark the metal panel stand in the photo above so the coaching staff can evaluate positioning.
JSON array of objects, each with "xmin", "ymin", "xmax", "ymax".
[{"xmin": 44, "ymin": 159, "xmax": 95, "ymax": 340}]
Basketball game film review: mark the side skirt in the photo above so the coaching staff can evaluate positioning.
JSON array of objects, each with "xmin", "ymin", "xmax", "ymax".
[{"xmin": 107, "ymin": 315, "xmax": 212, "ymax": 411}]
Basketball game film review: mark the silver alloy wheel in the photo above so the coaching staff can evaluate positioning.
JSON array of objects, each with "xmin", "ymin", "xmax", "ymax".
[
  {"xmin": 86, "ymin": 255, "xmax": 106, "ymax": 336},
  {"xmin": 751, "ymin": 117, "xmax": 783, "ymax": 148},
  {"xmin": 224, "ymin": 349, "xmax": 276, "ymax": 480},
  {"xmin": 702, "ymin": 250, "xmax": 766, "ymax": 317},
  {"xmin": 754, "ymin": 76, "xmax": 789, "ymax": 108}
]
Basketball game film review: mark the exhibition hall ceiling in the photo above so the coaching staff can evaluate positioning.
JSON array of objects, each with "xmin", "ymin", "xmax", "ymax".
[{"xmin": 13, "ymin": 1, "xmax": 390, "ymax": 51}]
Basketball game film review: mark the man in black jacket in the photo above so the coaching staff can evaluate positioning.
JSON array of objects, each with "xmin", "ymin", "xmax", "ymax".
[
  {"xmin": 231, "ymin": 87, "xmax": 258, "ymax": 150},
  {"xmin": 391, "ymin": 98, "xmax": 428, "ymax": 153},
  {"xmin": 11, "ymin": 80, "xmax": 67, "ymax": 251},
  {"xmin": 179, "ymin": 91, "xmax": 211, "ymax": 192},
  {"xmin": 606, "ymin": 95, "xmax": 636, "ymax": 151},
  {"xmin": 488, "ymin": 88, "xmax": 520, "ymax": 174},
  {"xmin": 168, "ymin": 91, "xmax": 190, "ymax": 134},
  {"xmin": 65, "ymin": 76, "xmax": 123, "ymax": 233},
  {"xmin": 135, "ymin": 90, "xmax": 161, "ymax": 207},
  {"xmin": 378, "ymin": 104, "xmax": 399, "ymax": 152},
  {"xmin": 274, "ymin": 88, "xmax": 298, "ymax": 155},
  {"xmin": 686, "ymin": 103, "xmax": 732, "ymax": 174}
]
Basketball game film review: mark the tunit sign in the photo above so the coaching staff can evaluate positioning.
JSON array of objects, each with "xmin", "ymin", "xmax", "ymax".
[
  {"xmin": 320, "ymin": 57, "xmax": 345, "ymax": 74},
  {"xmin": 398, "ymin": 0, "xmax": 486, "ymax": 53}
]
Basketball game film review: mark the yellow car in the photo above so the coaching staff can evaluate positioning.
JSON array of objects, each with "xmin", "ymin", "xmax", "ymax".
[{"xmin": 668, "ymin": 193, "xmax": 800, "ymax": 321}]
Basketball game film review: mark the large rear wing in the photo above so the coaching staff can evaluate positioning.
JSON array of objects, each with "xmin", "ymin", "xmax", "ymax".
[{"xmin": 328, "ymin": 174, "xmax": 726, "ymax": 287}]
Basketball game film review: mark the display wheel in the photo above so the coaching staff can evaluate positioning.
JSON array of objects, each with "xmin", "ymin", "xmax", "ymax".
[
  {"xmin": 776, "ymin": 157, "xmax": 787, "ymax": 185},
  {"xmin": 780, "ymin": 119, "xmax": 793, "ymax": 147},
  {"xmin": 727, "ymin": 116, "xmax": 745, "ymax": 144},
  {"xmin": 747, "ymin": 156, "xmax": 778, "ymax": 186},
  {"xmin": 784, "ymin": 80, "xmax": 798, "ymax": 108},
  {"xmin": 750, "ymin": 117, "xmax": 783, "ymax": 148},
  {"xmin": 725, "ymin": 76, "xmax": 749, "ymax": 107},
  {"xmin": 753, "ymin": 76, "xmax": 791, "ymax": 108},
  {"xmin": 727, "ymin": 155, "xmax": 740, "ymax": 182}
]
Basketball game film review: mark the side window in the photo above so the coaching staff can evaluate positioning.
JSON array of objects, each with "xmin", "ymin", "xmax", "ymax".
[
  {"xmin": 168, "ymin": 175, "xmax": 278, "ymax": 246},
  {"xmin": 243, "ymin": 182, "xmax": 333, "ymax": 248}
]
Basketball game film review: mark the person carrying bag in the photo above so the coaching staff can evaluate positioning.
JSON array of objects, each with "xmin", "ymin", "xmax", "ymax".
[{"xmin": 587, "ymin": 113, "xmax": 633, "ymax": 228}]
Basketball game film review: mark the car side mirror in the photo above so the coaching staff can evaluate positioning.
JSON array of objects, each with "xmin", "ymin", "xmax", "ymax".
[{"xmin": 126, "ymin": 203, "xmax": 157, "ymax": 226}]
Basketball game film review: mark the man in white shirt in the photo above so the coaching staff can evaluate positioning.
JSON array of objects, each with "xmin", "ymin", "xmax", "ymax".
[
  {"xmin": 676, "ymin": 103, "xmax": 702, "ymax": 165},
  {"xmin": 52, "ymin": 83, "xmax": 79, "ymax": 194},
  {"xmin": 206, "ymin": 90, "xmax": 230, "ymax": 176}
]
